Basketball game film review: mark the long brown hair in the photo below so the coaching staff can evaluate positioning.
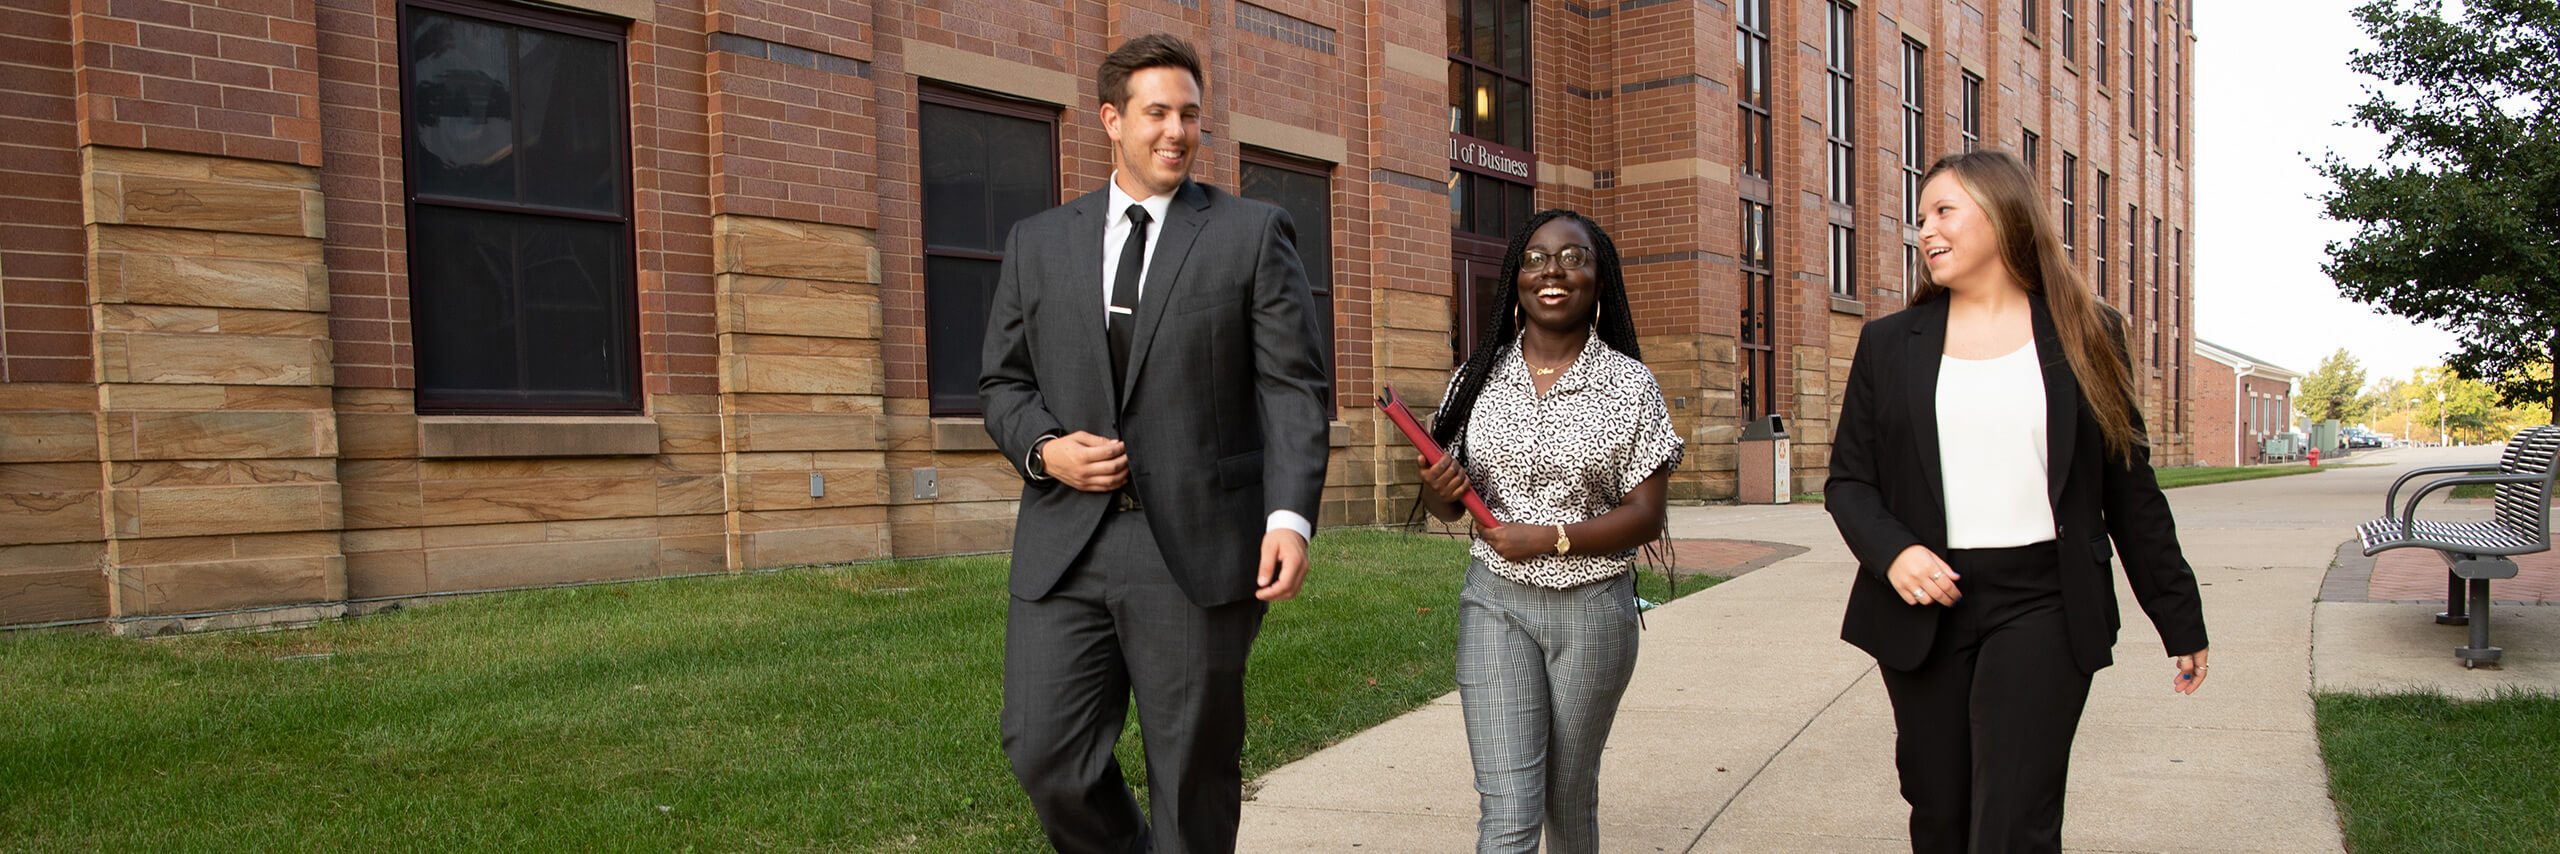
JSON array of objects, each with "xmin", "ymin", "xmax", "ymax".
[{"xmin": 1911, "ymin": 149, "xmax": 2144, "ymax": 464}]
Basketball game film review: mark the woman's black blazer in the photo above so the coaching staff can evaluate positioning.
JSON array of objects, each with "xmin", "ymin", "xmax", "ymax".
[{"xmin": 1825, "ymin": 292, "xmax": 2210, "ymax": 674}]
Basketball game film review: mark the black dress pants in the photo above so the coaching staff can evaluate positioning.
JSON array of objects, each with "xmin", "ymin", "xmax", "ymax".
[
  {"xmin": 1001, "ymin": 508, "xmax": 1266, "ymax": 854},
  {"xmin": 1877, "ymin": 541, "xmax": 2093, "ymax": 854}
]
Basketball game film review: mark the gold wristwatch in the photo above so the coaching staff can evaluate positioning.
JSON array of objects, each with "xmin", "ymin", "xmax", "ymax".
[{"xmin": 1552, "ymin": 524, "xmax": 1571, "ymax": 555}]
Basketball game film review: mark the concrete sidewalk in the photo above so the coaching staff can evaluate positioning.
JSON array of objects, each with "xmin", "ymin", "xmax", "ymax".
[{"xmin": 1239, "ymin": 445, "xmax": 2560, "ymax": 852}]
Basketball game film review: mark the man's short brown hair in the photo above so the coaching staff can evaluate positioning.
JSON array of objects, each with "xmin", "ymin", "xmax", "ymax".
[{"xmin": 1098, "ymin": 34, "xmax": 1204, "ymax": 109}]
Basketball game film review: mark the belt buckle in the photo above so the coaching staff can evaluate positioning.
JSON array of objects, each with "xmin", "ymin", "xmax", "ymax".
[{"xmin": 1113, "ymin": 490, "xmax": 1143, "ymax": 512}]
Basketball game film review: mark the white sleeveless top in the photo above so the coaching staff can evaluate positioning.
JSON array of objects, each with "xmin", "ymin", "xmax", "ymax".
[{"xmin": 1935, "ymin": 341, "xmax": 2056, "ymax": 548}]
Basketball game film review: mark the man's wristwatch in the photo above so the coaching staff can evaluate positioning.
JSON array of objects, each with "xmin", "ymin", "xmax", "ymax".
[
  {"xmin": 1552, "ymin": 524, "xmax": 1571, "ymax": 556},
  {"xmin": 1026, "ymin": 434, "xmax": 1059, "ymax": 481}
]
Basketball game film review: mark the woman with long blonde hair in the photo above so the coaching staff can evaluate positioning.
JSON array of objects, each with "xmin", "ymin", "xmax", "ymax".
[{"xmin": 1826, "ymin": 150, "xmax": 2213, "ymax": 853}]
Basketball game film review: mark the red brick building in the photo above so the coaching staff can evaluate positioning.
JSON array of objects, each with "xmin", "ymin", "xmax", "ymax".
[
  {"xmin": 0, "ymin": 0, "xmax": 2195, "ymax": 629},
  {"xmin": 2189, "ymin": 338, "xmax": 2298, "ymax": 466}
]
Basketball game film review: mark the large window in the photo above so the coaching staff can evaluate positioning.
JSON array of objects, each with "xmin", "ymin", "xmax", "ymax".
[
  {"xmin": 2095, "ymin": 0, "xmax": 2110, "ymax": 84},
  {"xmin": 1825, "ymin": 0, "xmax": 1854, "ymax": 206},
  {"xmin": 1960, "ymin": 71, "xmax": 1982, "ymax": 150},
  {"xmin": 1901, "ymin": 38, "xmax": 1926, "ymax": 224},
  {"xmin": 401, "ymin": 0, "xmax": 636, "ymax": 413},
  {"xmin": 1448, "ymin": 0, "xmax": 1529, "ymax": 152},
  {"xmin": 2150, "ymin": 215, "xmax": 2163, "ymax": 366},
  {"xmin": 1737, "ymin": 0, "xmax": 1772, "ymax": 179},
  {"xmin": 920, "ymin": 90, "xmax": 1057, "ymax": 415},
  {"xmin": 1739, "ymin": 200, "xmax": 1776, "ymax": 418},
  {"xmin": 1829, "ymin": 223, "xmax": 1857, "ymax": 299},
  {"xmin": 2061, "ymin": 0, "xmax": 2077, "ymax": 60},
  {"xmin": 2093, "ymin": 171, "xmax": 2109, "ymax": 297},
  {"xmin": 2061, "ymin": 152, "xmax": 2077, "ymax": 257},
  {"xmin": 2125, "ymin": 0, "xmax": 2140, "ymax": 139},
  {"xmin": 1240, "ymin": 150, "xmax": 1335, "ymax": 413}
]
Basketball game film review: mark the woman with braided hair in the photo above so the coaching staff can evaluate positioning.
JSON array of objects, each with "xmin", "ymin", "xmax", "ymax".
[{"xmin": 1415, "ymin": 209, "xmax": 1682, "ymax": 853}]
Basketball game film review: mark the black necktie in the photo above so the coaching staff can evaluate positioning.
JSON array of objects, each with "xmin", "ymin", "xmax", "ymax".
[{"xmin": 1109, "ymin": 204, "xmax": 1150, "ymax": 391}]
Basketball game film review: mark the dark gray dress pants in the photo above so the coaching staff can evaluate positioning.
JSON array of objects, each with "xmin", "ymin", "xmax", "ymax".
[{"xmin": 1001, "ymin": 508, "xmax": 1266, "ymax": 854}]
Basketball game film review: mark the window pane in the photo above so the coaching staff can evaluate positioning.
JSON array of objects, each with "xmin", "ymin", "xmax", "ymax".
[
  {"xmin": 1447, "ymin": 0, "xmax": 1465, "ymax": 56},
  {"xmin": 412, "ymin": 205, "xmax": 633, "ymax": 408},
  {"xmin": 407, "ymin": 10, "xmax": 517, "ymax": 202},
  {"xmin": 1503, "ymin": 180, "xmax": 1532, "ymax": 238},
  {"xmin": 1449, "ymin": 62, "xmax": 1471, "ymax": 137},
  {"xmin": 1470, "ymin": 174, "xmax": 1505, "ymax": 237},
  {"xmin": 1500, "ymin": 77, "xmax": 1529, "ymax": 150},
  {"xmin": 926, "ymin": 255, "xmax": 1001, "ymax": 413},
  {"xmin": 1470, "ymin": 0, "xmax": 1495, "ymax": 61},
  {"xmin": 1449, "ymin": 170, "xmax": 1469, "ymax": 232},
  {"xmin": 515, "ymin": 28, "xmax": 621, "ymax": 212},
  {"xmin": 921, "ymin": 104, "xmax": 991, "ymax": 250},
  {"xmin": 1499, "ymin": 0, "xmax": 1527, "ymax": 73}
]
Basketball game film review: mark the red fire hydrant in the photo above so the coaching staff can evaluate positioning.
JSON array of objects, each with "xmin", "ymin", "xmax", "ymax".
[{"xmin": 2308, "ymin": 446, "xmax": 2321, "ymax": 468}]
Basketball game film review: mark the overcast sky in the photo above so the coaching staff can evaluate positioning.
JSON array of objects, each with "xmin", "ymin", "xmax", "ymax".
[{"xmin": 2192, "ymin": 2, "xmax": 2459, "ymax": 385}]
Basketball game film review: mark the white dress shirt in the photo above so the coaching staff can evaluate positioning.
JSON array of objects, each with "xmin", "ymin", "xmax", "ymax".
[{"xmin": 1934, "ymin": 341, "xmax": 2056, "ymax": 548}]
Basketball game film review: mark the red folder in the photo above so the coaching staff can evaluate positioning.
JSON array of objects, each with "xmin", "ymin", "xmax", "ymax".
[{"xmin": 1376, "ymin": 383, "xmax": 1501, "ymax": 528}]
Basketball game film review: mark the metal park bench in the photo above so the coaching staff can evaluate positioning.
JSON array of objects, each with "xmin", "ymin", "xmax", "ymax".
[{"xmin": 2355, "ymin": 425, "xmax": 2560, "ymax": 667}]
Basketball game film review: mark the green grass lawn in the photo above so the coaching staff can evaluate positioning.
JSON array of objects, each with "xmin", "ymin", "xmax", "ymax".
[
  {"xmin": 2152, "ymin": 463, "xmax": 2333, "ymax": 490},
  {"xmin": 0, "ymin": 529, "xmax": 1717, "ymax": 850},
  {"xmin": 2316, "ymin": 691, "xmax": 2560, "ymax": 852}
]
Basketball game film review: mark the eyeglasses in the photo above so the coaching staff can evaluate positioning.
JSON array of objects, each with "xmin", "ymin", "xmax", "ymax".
[{"xmin": 1521, "ymin": 247, "xmax": 1591, "ymax": 271}]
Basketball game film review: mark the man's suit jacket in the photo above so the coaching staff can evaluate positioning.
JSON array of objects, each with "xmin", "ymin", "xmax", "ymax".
[
  {"xmin": 1825, "ymin": 292, "xmax": 2209, "ymax": 674},
  {"xmin": 980, "ymin": 179, "xmax": 1331, "ymax": 607}
]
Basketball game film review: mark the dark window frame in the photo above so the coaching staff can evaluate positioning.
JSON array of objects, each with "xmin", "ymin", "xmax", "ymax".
[
  {"xmin": 1901, "ymin": 38, "xmax": 1926, "ymax": 224},
  {"xmin": 918, "ymin": 84, "xmax": 1062, "ymax": 417},
  {"xmin": 1739, "ymin": 199, "xmax": 1777, "ymax": 419},
  {"xmin": 1825, "ymin": 0, "xmax": 1855, "ymax": 206},
  {"xmin": 1960, "ymin": 70, "xmax": 1983, "ymax": 151},
  {"xmin": 1448, "ymin": 0, "xmax": 1531, "ymax": 152},
  {"xmin": 1737, "ymin": 0, "xmax": 1773, "ymax": 179},
  {"xmin": 2061, "ymin": 0, "xmax": 2077, "ymax": 60},
  {"xmin": 2095, "ymin": 0, "xmax": 2109, "ymax": 84},
  {"xmin": 2061, "ymin": 152, "xmax": 2077, "ymax": 256},
  {"xmin": 398, "ymin": 0, "xmax": 640, "ymax": 415},
  {"xmin": 2093, "ymin": 170, "xmax": 2109, "ymax": 297}
]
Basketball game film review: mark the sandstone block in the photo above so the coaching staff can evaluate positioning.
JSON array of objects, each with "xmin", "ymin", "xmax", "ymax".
[
  {"xmin": 713, "ymin": 215, "xmax": 879, "ymax": 283},
  {"xmin": 119, "ymin": 553, "xmax": 340, "ymax": 615},
  {"xmin": 417, "ymin": 475, "xmax": 658, "ymax": 526},
  {"xmin": 114, "ymin": 483, "xmax": 339, "ymax": 538},
  {"xmin": 101, "ymin": 332, "xmax": 325, "ymax": 386},
  {"xmin": 425, "ymin": 536, "xmax": 660, "ymax": 591},
  {"xmin": 725, "ymin": 353, "xmax": 881, "ymax": 395},
  {"xmin": 0, "ymin": 412, "xmax": 99, "ymax": 462},
  {"xmin": 112, "ymin": 410, "xmax": 334, "ymax": 460}
]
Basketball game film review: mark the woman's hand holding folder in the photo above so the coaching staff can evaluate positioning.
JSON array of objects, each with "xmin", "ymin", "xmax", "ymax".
[{"xmin": 1376, "ymin": 384, "xmax": 1501, "ymax": 528}]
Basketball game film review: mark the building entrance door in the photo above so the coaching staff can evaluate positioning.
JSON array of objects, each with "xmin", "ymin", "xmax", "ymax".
[{"xmin": 1452, "ymin": 248, "xmax": 1505, "ymax": 364}]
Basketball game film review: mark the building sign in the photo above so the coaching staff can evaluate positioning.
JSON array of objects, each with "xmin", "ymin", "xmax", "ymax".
[{"xmin": 1450, "ymin": 135, "xmax": 1533, "ymax": 181}]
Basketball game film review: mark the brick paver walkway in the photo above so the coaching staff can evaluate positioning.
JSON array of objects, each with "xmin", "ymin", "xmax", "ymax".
[{"xmin": 2370, "ymin": 539, "xmax": 2560, "ymax": 604}]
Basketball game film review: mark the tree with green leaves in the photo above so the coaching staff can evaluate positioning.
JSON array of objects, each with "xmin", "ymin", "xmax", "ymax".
[
  {"xmin": 2318, "ymin": 0, "xmax": 2560, "ymax": 413},
  {"xmin": 2295, "ymin": 348, "xmax": 2371, "ymax": 424}
]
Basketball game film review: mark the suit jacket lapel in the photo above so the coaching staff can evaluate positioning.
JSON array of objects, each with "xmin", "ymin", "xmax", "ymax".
[
  {"xmin": 1119, "ymin": 179, "xmax": 1208, "ymax": 408},
  {"xmin": 1061, "ymin": 189, "xmax": 1112, "ymax": 407},
  {"xmin": 2032, "ymin": 293, "xmax": 2081, "ymax": 507},
  {"xmin": 1906, "ymin": 297, "xmax": 1949, "ymax": 521}
]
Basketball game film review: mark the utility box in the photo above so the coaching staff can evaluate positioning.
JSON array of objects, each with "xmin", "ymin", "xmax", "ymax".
[{"xmin": 1738, "ymin": 414, "xmax": 1791, "ymax": 504}]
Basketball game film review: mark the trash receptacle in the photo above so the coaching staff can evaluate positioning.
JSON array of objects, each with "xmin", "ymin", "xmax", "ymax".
[{"xmin": 1738, "ymin": 414, "xmax": 1790, "ymax": 504}]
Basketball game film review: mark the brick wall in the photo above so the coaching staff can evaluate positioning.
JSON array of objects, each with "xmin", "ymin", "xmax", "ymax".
[{"xmin": 1, "ymin": 0, "xmax": 2202, "ymax": 627}]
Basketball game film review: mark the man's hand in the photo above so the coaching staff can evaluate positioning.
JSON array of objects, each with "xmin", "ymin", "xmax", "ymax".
[
  {"xmin": 1041, "ymin": 431, "xmax": 1128, "ymax": 492},
  {"xmin": 1255, "ymin": 528, "xmax": 1309, "ymax": 601}
]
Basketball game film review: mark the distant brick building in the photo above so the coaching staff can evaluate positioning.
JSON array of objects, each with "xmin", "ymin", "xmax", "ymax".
[
  {"xmin": 1, "ymin": 0, "xmax": 2195, "ymax": 629},
  {"xmin": 2190, "ymin": 339, "xmax": 2300, "ymax": 466}
]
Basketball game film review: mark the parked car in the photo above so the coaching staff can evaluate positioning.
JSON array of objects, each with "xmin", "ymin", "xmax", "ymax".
[{"xmin": 2344, "ymin": 429, "xmax": 2382, "ymax": 449}]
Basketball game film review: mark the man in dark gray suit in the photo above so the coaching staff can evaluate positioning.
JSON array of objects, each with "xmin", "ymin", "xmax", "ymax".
[{"xmin": 978, "ymin": 34, "xmax": 1330, "ymax": 854}]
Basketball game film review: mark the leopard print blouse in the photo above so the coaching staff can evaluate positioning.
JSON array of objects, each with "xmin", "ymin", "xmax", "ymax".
[{"xmin": 1437, "ymin": 331, "xmax": 1684, "ymax": 588}]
